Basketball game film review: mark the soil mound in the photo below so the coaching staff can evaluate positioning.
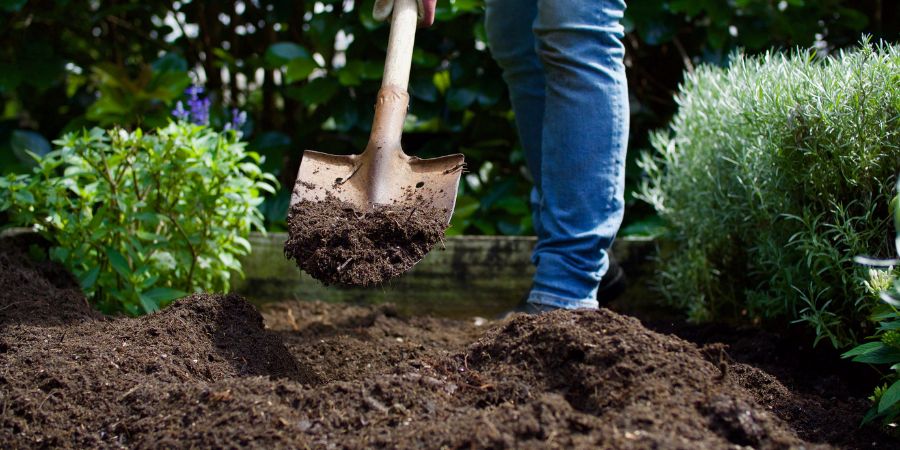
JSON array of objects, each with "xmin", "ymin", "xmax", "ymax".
[
  {"xmin": 284, "ymin": 197, "xmax": 446, "ymax": 286},
  {"xmin": 1, "ymin": 238, "xmax": 891, "ymax": 448},
  {"xmin": 0, "ymin": 237, "xmax": 316, "ymax": 448},
  {"xmin": 0, "ymin": 233, "xmax": 99, "ymax": 327},
  {"xmin": 446, "ymin": 310, "xmax": 805, "ymax": 448}
]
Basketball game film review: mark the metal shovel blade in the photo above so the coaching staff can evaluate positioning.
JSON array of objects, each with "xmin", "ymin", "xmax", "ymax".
[
  {"xmin": 290, "ymin": 147, "xmax": 465, "ymax": 223},
  {"xmin": 290, "ymin": 83, "xmax": 464, "ymax": 222}
]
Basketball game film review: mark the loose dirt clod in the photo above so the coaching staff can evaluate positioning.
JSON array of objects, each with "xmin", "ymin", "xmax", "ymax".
[{"xmin": 284, "ymin": 197, "xmax": 447, "ymax": 286}]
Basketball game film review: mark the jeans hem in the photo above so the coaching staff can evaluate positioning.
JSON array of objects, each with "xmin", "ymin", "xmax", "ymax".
[{"xmin": 527, "ymin": 290, "xmax": 598, "ymax": 310}]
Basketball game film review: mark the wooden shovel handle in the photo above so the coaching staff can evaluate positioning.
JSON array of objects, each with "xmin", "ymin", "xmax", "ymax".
[
  {"xmin": 382, "ymin": 0, "xmax": 418, "ymax": 90},
  {"xmin": 368, "ymin": 0, "xmax": 418, "ymax": 150}
]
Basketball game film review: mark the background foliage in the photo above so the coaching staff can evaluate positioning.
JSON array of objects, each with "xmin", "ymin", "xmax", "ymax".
[
  {"xmin": 1, "ymin": 0, "xmax": 897, "ymax": 235},
  {"xmin": 638, "ymin": 41, "xmax": 900, "ymax": 348},
  {"xmin": 0, "ymin": 123, "xmax": 274, "ymax": 315}
]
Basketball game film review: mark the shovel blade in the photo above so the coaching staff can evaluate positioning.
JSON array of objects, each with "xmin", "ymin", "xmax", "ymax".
[{"xmin": 290, "ymin": 149, "xmax": 465, "ymax": 224}]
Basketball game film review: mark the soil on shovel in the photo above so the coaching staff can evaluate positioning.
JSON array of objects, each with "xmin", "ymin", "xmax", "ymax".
[
  {"xmin": 284, "ymin": 196, "xmax": 447, "ymax": 286},
  {"xmin": 1, "ymin": 236, "xmax": 894, "ymax": 448}
]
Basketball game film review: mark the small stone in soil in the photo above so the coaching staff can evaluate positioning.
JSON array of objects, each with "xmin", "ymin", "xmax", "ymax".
[{"xmin": 284, "ymin": 197, "xmax": 447, "ymax": 286}]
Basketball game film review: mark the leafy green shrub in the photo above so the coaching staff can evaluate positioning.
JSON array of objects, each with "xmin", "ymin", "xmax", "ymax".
[
  {"xmin": 844, "ymin": 270, "xmax": 900, "ymax": 425},
  {"xmin": 0, "ymin": 122, "xmax": 276, "ymax": 315},
  {"xmin": 638, "ymin": 40, "xmax": 900, "ymax": 347},
  {"xmin": 842, "ymin": 185, "xmax": 900, "ymax": 426}
]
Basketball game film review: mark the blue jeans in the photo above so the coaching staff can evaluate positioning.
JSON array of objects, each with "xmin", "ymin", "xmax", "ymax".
[{"xmin": 485, "ymin": 0, "xmax": 629, "ymax": 309}]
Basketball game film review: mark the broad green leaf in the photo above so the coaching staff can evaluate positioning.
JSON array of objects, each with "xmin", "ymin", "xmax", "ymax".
[
  {"xmin": 151, "ymin": 53, "xmax": 188, "ymax": 73},
  {"xmin": 285, "ymin": 58, "xmax": 318, "ymax": 84},
  {"xmin": 12, "ymin": 189, "xmax": 35, "ymax": 204},
  {"xmin": 851, "ymin": 345, "xmax": 900, "ymax": 364},
  {"xmin": 842, "ymin": 341, "xmax": 882, "ymax": 358},
  {"xmin": 141, "ymin": 287, "xmax": 186, "ymax": 305},
  {"xmin": 265, "ymin": 42, "xmax": 310, "ymax": 67},
  {"xmin": 106, "ymin": 247, "xmax": 133, "ymax": 280},
  {"xmin": 11, "ymin": 130, "xmax": 51, "ymax": 167},
  {"xmin": 412, "ymin": 48, "xmax": 441, "ymax": 67},
  {"xmin": 878, "ymin": 380, "xmax": 900, "ymax": 413},
  {"xmin": 447, "ymin": 87, "xmax": 477, "ymax": 111},
  {"xmin": 138, "ymin": 293, "xmax": 159, "ymax": 314},
  {"xmin": 289, "ymin": 77, "xmax": 339, "ymax": 106},
  {"xmin": 49, "ymin": 246, "xmax": 70, "ymax": 263},
  {"xmin": 79, "ymin": 266, "xmax": 100, "ymax": 289},
  {"xmin": 337, "ymin": 68, "xmax": 361, "ymax": 87}
]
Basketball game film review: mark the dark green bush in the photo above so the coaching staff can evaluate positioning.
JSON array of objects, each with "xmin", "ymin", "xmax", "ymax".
[
  {"xmin": 842, "ymin": 183, "xmax": 900, "ymax": 426},
  {"xmin": 0, "ymin": 122, "xmax": 276, "ymax": 315},
  {"xmin": 638, "ymin": 40, "xmax": 900, "ymax": 348}
]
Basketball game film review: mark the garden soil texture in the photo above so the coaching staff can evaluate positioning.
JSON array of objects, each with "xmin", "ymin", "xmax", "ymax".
[
  {"xmin": 284, "ymin": 197, "xmax": 446, "ymax": 286},
  {"xmin": 0, "ymin": 236, "xmax": 893, "ymax": 448}
]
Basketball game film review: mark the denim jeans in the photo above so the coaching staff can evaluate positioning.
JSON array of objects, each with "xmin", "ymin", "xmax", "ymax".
[{"xmin": 485, "ymin": 0, "xmax": 629, "ymax": 309}]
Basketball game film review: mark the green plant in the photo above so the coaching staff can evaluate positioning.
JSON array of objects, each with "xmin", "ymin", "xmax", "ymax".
[
  {"xmin": 842, "ymin": 186, "xmax": 900, "ymax": 426},
  {"xmin": 638, "ymin": 39, "xmax": 900, "ymax": 347},
  {"xmin": 0, "ymin": 122, "xmax": 276, "ymax": 315}
]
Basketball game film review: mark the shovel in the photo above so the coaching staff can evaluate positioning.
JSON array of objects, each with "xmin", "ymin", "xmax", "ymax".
[{"xmin": 290, "ymin": 0, "xmax": 465, "ymax": 219}]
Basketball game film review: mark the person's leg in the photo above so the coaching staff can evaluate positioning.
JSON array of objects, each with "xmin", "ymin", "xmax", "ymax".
[
  {"xmin": 527, "ymin": 0, "xmax": 629, "ymax": 309},
  {"xmin": 484, "ymin": 0, "xmax": 548, "ymax": 243}
]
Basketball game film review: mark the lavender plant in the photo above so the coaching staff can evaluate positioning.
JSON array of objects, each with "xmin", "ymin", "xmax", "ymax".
[{"xmin": 638, "ymin": 39, "xmax": 900, "ymax": 347}]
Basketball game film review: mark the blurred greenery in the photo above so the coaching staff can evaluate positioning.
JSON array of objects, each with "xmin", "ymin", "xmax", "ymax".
[{"xmin": 0, "ymin": 0, "xmax": 897, "ymax": 234}]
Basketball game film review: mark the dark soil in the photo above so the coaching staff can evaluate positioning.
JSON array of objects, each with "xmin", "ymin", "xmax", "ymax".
[
  {"xmin": 1, "ymin": 237, "xmax": 894, "ymax": 448},
  {"xmin": 284, "ymin": 197, "xmax": 447, "ymax": 286}
]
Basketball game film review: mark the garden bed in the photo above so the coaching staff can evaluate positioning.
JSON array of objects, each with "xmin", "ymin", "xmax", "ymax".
[{"xmin": 0, "ymin": 235, "xmax": 893, "ymax": 448}]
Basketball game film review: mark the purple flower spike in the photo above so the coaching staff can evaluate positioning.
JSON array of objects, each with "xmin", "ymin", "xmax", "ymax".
[
  {"xmin": 185, "ymin": 85, "xmax": 204, "ymax": 100},
  {"xmin": 231, "ymin": 108, "xmax": 247, "ymax": 130},
  {"xmin": 172, "ymin": 101, "xmax": 189, "ymax": 121},
  {"xmin": 189, "ymin": 97, "xmax": 211, "ymax": 125}
]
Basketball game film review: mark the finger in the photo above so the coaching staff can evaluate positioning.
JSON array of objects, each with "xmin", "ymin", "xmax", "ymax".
[{"xmin": 418, "ymin": 0, "xmax": 436, "ymax": 27}]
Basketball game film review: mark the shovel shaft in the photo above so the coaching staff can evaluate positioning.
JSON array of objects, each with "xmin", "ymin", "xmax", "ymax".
[
  {"xmin": 360, "ymin": 0, "xmax": 424, "ymax": 206},
  {"xmin": 366, "ymin": 0, "xmax": 418, "ymax": 157},
  {"xmin": 382, "ymin": 0, "xmax": 419, "ymax": 90}
]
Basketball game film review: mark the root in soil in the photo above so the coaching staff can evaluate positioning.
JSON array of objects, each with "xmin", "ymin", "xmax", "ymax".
[
  {"xmin": 284, "ymin": 196, "xmax": 446, "ymax": 286},
  {"xmin": 1, "ymin": 236, "xmax": 893, "ymax": 449}
]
